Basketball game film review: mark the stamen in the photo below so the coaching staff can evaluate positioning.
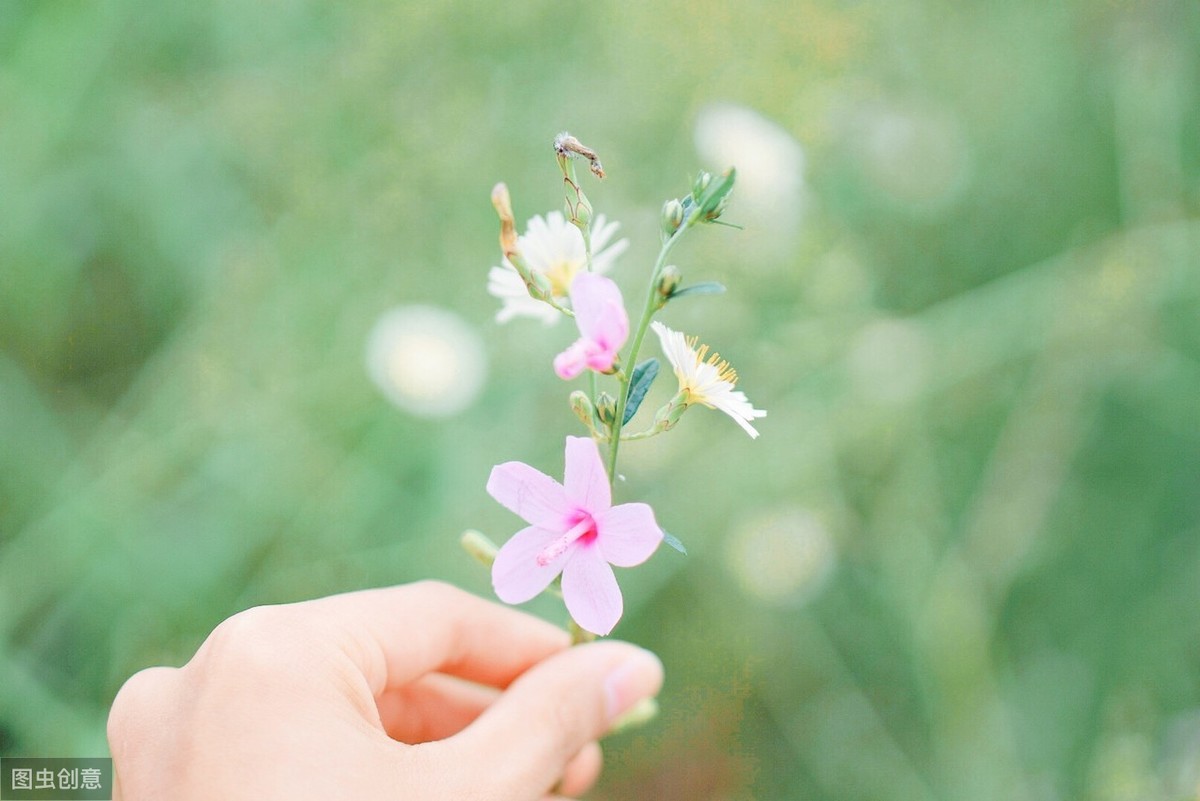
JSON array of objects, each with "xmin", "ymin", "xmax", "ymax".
[
  {"xmin": 535, "ymin": 518, "xmax": 593, "ymax": 567},
  {"xmin": 688, "ymin": 336, "xmax": 739, "ymax": 386}
]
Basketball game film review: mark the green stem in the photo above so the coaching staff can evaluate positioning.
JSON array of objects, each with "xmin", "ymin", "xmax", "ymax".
[
  {"xmin": 581, "ymin": 225, "xmax": 593, "ymax": 272},
  {"xmin": 606, "ymin": 226, "xmax": 688, "ymax": 486},
  {"xmin": 621, "ymin": 427, "xmax": 666, "ymax": 441}
]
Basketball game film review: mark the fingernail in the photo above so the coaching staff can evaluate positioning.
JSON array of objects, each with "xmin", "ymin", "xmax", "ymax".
[{"xmin": 604, "ymin": 648, "xmax": 663, "ymax": 722}]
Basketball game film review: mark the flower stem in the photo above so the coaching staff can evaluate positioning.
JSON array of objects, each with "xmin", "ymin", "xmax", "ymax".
[{"xmin": 606, "ymin": 226, "xmax": 688, "ymax": 486}]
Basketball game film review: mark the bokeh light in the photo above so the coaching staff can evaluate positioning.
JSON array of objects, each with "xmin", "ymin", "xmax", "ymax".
[{"xmin": 366, "ymin": 305, "xmax": 487, "ymax": 418}]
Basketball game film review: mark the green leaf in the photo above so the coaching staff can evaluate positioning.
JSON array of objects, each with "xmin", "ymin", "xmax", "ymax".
[
  {"xmin": 662, "ymin": 530, "xmax": 688, "ymax": 555},
  {"xmin": 622, "ymin": 358, "xmax": 660, "ymax": 425},
  {"xmin": 670, "ymin": 281, "xmax": 726, "ymax": 300}
]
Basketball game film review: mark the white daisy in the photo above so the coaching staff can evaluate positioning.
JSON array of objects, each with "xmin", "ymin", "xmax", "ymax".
[
  {"xmin": 651, "ymin": 321, "xmax": 766, "ymax": 438},
  {"xmin": 487, "ymin": 211, "xmax": 628, "ymax": 324}
]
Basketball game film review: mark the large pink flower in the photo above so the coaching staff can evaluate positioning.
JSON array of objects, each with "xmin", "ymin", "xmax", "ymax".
[
  {"xmin": 487, "ymin": 436, "xmax": 664, "ymax": 635},
  {"xmin": 553, "ymin": 273, "xmax": 629, "ymax": 380}
]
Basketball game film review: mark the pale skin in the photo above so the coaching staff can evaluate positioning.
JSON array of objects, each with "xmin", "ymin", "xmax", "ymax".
[{"xmin": 106, "ymin": 581, "xmax": 664, "ymax": 800}]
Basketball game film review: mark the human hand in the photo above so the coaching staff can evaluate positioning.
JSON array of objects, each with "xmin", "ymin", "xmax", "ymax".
[{"xmin": 107, "ymin": 581, "xmax": 663, "ymax": 800}]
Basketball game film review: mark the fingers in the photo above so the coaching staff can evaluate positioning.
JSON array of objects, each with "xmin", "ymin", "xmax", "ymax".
[
  {"xmin": 107, "ymin": 666, "xmax": 183, "ymax": 801},
  {"xmin": 108, "ymin": 666, "xmax": 181, "ymax": 755},
  {"xmin": 377, "ymin": 673, "xmax": 498, "ymax": 743},
  {"xmin": 301, "ymin": 581, "xmax": 572, "ymax": 696},
  {"xmin": 438, "ymin": 640, "xmax": 662, "ymax": 800},
  {"xmin": 558, "ymin": 742, "xmax": 603, "ymax": 797}
]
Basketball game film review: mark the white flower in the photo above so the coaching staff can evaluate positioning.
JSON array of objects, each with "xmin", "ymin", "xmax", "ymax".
[
  {"xmin": 651, "ymin": 321, "xmax": 766, "ymax": 438},
  {"xmin": 366, "ymin": 305, "xmax": 487, "ymax": 418},
  {"xmin": 487, "ymin": 211, "xmax": 628, "ymax": 325},
  {"xmin": 694, "ymin": 103, "xmax": 805, "ymax": 210}
]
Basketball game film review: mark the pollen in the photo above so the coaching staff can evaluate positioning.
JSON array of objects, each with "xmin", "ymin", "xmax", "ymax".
[{"xmin": 686, "ymin": 335, "xmax": 740, "ymax": 385}]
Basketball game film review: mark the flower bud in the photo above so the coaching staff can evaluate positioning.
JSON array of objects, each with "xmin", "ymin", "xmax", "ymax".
[
  {"xmin": 596, "ymin": 391, "xmax": 617, "ymax": 426},
  {"xmin": 698, "ymin": 167, "xmax": 736, "ymax": 222},
  {"xmin": 691, "ymin": 171, "xmax": 713, "ymax": 201},
  {"xmin": 652, "ymin": 391, "xmax": 690, "ymax": 431},
  {"xmin": 704, "ymin": 194, "xmax": 730, "ymax": 221},
  {"xmin": 569, "ymin": 390, "xmax": 597, "ymax": 428},
  {"xmin": 527, "ymin": 269, "xmax": 553, "ymax": 301},
  {"xmin": 460, "ymin": 529, "xmax": 499, "ymax": 568},
  {"xmin": 565, "ymin": 190, "xmax": 593, "ymax": 227},
  {"xmin": 661, "ymin": 198, "xmax": 684, "ymax": 235},
  {"xmin": 491, "ymin": 183, "xmax": 520, "ymax": 261},
  {"xmin": 656, "ymin": 265, "xmax": 682, "ymax": 300}
]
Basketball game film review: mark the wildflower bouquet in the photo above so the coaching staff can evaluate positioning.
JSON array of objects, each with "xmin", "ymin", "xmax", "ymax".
[{"xmin": 463, "ymin": 133, "xmax": 765, "ymax": 643}]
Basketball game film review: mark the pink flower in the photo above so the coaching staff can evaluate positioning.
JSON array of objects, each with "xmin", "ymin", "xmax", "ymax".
[
  {"xmin": 553, "ymin": 273, "xmax": 629, "ymax": 380},
  {"xmin": 487, "ymin": 436, "xmax": 664, "ymax": 635}
]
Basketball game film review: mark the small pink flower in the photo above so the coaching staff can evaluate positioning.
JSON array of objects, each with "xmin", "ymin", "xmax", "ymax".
[
  {"xmin": 487, "ymin": 436, "xmax": 664, "ymax": 635},
  {"xmin": 553, "ymin": 273, "xmax": 629, "ymax": 380}
]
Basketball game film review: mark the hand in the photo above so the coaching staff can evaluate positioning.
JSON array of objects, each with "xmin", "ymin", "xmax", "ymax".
[{"xmin": 107, "ymin": 581, "xmax": 663, "ymax": 800}]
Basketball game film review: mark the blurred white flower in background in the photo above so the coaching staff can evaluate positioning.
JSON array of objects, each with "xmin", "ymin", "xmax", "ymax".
[
  {"xmin": 694, "ymin": 102, "xmax": 808, "ymax": 242},
  {"xmin": 727, "ymin": 507, "xmax": 836, "ymax": 606},
  {"xmin": 366, "ymin": 305, "xmax": 487, "ymax": 418}
]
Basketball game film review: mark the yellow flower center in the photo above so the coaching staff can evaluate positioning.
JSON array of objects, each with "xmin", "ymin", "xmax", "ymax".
[
  {"xmin": 684, "ymin": 335, "xmax": 740, "ymax": 394},
  {"xmin": 544, "ymin": 258, "xmax": 582, "ymax": 297}
]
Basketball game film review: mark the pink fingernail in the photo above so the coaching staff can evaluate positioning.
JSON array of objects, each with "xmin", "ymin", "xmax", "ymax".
[{"xmin": 604, "ymin": 648, "xmax": 663, "ymax": 722}]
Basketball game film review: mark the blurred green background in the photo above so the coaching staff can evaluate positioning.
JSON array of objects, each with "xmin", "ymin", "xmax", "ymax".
[{"xmin": 2, "ymin": 1, "xmax": 1199, "ymax": 798}]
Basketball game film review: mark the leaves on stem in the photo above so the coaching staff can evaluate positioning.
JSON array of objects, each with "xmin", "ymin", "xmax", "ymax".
[
  {"xmin": 622, "ymin": 358, "xmax": 661, "ymax": 425},
  {"xmin": 669, "ymin": 281, "xmax": 726, "ymax": 301},
  {"xmin": 662, "ymin": 530, "xmax": 688, "ymax": 555}
]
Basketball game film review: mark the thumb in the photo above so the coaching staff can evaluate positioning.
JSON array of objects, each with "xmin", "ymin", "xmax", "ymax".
[{"xmin": 443, "ymin": 640, "xmax": 663, "ymax": 799}]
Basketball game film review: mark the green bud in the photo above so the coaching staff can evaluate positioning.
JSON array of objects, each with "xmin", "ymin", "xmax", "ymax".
[
  {"xmin": 656, "ymin": 265, "xmax": 682, "ymax": 300},
  {"xmin": 609, "ymin": 697, "xmax": 659, "ymax": 734},
  {"xmin": 528, "ymin": 270, "xmax": 553, "ymax": 300},
  {"xmin": 697, "ymin": 167, "xmax": 736, "ymax": 222},
  {"xmin": 596, "ymin": 391, "xmax": 617, "ymax": 426},
  {"xmin": 661, "ymin": 198, "xmax": 685, "ymax": 235},
  {"xmin": 460, "ymin": 529, "xmax": 499, "ymax": 568},
  {"xmin": 691, "ymin": 171, "xmax": 713, "ymax": 201},
  {"xmin": 569, "ymin": 390, "xmax": 597, "ymax": 429},
  {"xmin": 705, "ymin": 194, "xmax": 730, "ymax": 221},
  {"xmin": 565, "ymin": 191, "xmax": 593, "ymax": 227},
  {"xmin": 652, "ymin": 391, "xmax": 690, "ymax": 431}
]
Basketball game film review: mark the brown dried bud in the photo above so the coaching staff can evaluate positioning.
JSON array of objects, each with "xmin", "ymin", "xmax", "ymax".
[{"xmin": 491, "ymin": 182, "xmax": 519, "ymax": 260}]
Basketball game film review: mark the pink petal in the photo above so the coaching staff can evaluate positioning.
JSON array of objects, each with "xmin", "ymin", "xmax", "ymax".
[
  {"xmin": 595, "ymin": 502, "xmax": 663, "ymax": 567},
  {"xmin": 583, "ymin": 344, "xmax": 618, "ymax": 373},
  {"xmin": 570, "ymin": 273, "xmax": 628, "ymax": 352},
  {"xmin": 492, "ymin": 525, "xmax": 570, "ymax": 604},
  {"xmin": 561, "ymin": 546, "xmax": 623, "ymax": 636},
  {"xmin": 563, "ymin": 436, "xmax": 611, "ymax": 513},
  {"xmin": 553, "ymin": 340, "xmax": 591, "ymax": 380},
  {"xmin": 486, "ymin": 462, "xmax": 569, "ymax": 530}
]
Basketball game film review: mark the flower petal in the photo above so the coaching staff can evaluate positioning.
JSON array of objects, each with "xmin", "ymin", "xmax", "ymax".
[
  {"xmin": 570, "ymin": 273, "xmax": 628, "ymax": 351},
  {"xmin": 486, "ymin": 462, "xmax": 569, "ymax": 529},
  {"xmin": 553, "ymin": 340, "xmax": 591, "ymax": 380},
  {"xmin": 492, "ymin": 525, "xmax": 569, "ymax": 604},
  {"xmin": 705, "ymin": 387, "xmax": 767, "ymax": 439},
  {"xmin": 595, "ymin": 502, "xmax": 663, "ymax": 567},
  {"xmin": 651, "ymin": 321, "xmax": 693, "ymax": 382},
  {"xmin": 561, "ymin": 546, "xmax": 623, "ymax": 635},
  {"xmin": 563, "ymin": 436, "xmax": 611, "ymax": 512}
]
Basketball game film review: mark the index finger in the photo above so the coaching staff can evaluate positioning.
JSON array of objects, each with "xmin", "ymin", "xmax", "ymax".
[{"xmin": 296, "ymin": 580, "xmax": 570, "ymax": 697}]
